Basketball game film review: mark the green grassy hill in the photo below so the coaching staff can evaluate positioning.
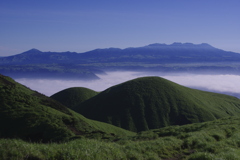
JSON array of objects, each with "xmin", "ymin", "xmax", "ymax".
[
  {"xmin": 51, "ymin": 87, "xmax": 98, "ymax": 109},
  {"xmin": 0, "ymin": 74, "xmax": 134, "ymax": 142},
  {"xmin": 2, "ymin": 74, "xmax": 240, "ymax": 159},
  {"xmin": 2, "ymin": 116, "xmax": 240, "ymax": 160},
  {"xmin": 73, "ymin": 76, "xmax": 240, "ymax": 132}
]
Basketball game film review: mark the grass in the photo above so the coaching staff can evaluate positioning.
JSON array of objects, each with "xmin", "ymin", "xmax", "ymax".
[
  {"xmin": 73, "ymin": 76, "xmax": 240, "ymax": 132},
  {"xmin": 2, "ymin": 116, "xmax": 240, "ymax": 159},
  {"xmin": 51, "ymin": 87, "xmax": 99, "ymax": 109},
  {"xmin": 3, "ymin": 74, "xmax": 240, "ymax": 159},
  {"xmin": 0, "ymin": 74, "xmax": 134, "ymax": 142},
  {"xmin": 0, "ymin": 137, "xmax": 183, "ymax": 160}
]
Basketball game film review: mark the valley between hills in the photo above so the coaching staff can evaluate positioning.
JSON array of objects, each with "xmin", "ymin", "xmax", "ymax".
[{"xmin": 2, "ymin": 74, "xmax": 240, "ymax": 159}]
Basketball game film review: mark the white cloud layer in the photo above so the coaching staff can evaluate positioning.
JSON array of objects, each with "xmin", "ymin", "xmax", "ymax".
[{"xmin": 15, "ymin": 71, "xmax": 240, "ymax": 98}]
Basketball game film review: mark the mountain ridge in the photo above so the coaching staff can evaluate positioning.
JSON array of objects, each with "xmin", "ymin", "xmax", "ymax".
[
  {"xmin": 1, "ymin": 42, "xmax": 240, "ymax": 65},
  {"xmin": 144, "ymin": 42, "xmax": 215, "ymax": 48},
  {"xmin": 1, "ymin": 42, "xmax": 240, "ymax": 80},
  {"xmin": 15, "ymin": 42, "xmax": 219, "ymax": 55}
]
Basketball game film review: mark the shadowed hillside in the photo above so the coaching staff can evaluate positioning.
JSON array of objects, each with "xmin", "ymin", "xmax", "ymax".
[
  {"xmin": 51, "ymin": 87, "xmax": 98, "ymax": 109},
  {"xmin": 73, "ymin": 77, "xmax": 240, "ymax": 132},
  {"xmin": 0, "ymin": 74, "xmax": 134, "ymax": 142}
]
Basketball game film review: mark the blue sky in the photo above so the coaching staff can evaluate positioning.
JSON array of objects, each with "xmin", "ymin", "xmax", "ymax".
[{"xmin": 1, "ymin": 0, "xmax": 240, "ymax": 56}]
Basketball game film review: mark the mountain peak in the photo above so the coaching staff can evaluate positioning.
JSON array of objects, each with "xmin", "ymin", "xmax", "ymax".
[
  {"xmin": 146, "ymin": 42, "xmax": 214, "ymax": 48},
  {"xmin": 199, "ymin": 43, "xmax": 213, "ymax": 47},
  {"xmin": 146, "ymin": 43, "xmax": 167, "ymax": 47},
  {"xmin": 170, "ymin": 42, "xmax": 215, "ymax": 49},
  {"xmin": 171, "ymin": 42, "xmax": 184, "ymax": 46},
  {"xmin": 20, "ymin": 48, "xmax": 42, "ymax": 55},
  {"xmin": 27, "ymin": 48, "xmax": 41, "ymax": 52}
]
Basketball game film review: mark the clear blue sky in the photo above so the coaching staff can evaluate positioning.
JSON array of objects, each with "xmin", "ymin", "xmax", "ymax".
[{"xmin": 1, "ymin": 0, "xmax": 240, "ymax": 56}]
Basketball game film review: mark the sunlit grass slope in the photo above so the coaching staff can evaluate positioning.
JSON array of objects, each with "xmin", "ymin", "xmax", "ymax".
[
  {"xmin": 0, "ymin": 74, "xmax": 134, "ymax": 142},
  {"xmin": 2, "ymin": 116, "xmax": 240, "ymax": 160},
  {"xmin": 51, "ymin": 87, "xmax": 98, "ymax": 109},
  {"xmin": 73, "ymin": 76, "xmax": 240, "ymax": 132}
]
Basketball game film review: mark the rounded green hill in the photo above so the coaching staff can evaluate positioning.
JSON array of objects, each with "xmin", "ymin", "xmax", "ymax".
[
  {"xmin": 51, "ymin": 87, "xmax": 98, "ymax": 109},
  {"xmin": 0, "ymin": 74, "xmax": 134, "ymax": 142},
  {"xmin": 73, "ymin": 76, "xmax": 240, "ymax": 132}
]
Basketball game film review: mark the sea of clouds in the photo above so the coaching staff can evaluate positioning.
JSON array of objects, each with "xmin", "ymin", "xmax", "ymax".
[{"xmin": 15, "ymin": 71, "xmax": 240, "ymax": 98}]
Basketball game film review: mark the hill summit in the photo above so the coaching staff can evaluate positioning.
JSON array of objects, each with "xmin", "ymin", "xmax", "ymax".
[
  {"xmin": 73, "ymin": 77, "xmax": 240, "ymax": 132},
  {"xmin": 51, "ymin": 87, "xmax": 98, "ymax": 109},
  {"xmin": 0, "ymin": 74, "xmax": 134, "ymax": 142}
]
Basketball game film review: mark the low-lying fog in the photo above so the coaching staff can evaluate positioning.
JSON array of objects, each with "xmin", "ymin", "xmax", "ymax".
[{"xmin": 15, "ymin": 71, "xmax": 240, "ymax": 98}]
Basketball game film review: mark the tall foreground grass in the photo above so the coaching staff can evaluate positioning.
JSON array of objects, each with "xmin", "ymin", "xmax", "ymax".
[
  {"xmin": 0, "ymin": 137, "xmax": 181, "ymax": 160},
  {"xmin": 2, "ymin": 116, "xmax": 240, "ymax": 160}
]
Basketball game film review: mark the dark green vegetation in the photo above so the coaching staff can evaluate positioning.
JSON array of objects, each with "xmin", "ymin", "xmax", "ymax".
[
  {"xmin": 0, "ymin": 74, "xmax": 134, "ymax": 142},
  {"xmin": 2, "ymin": 116, "xmax": 240, "ymax": 159},
  {"xmin": 1, "ymin": 43, "xmax": 240, "ymax": 79},
  {"xmin": 74, "ymin": 77, "xmax": 240, "ymax": 132},
  {"xmin": 2, "ymin": 74, "xmax": 240, "ymax": 159},
  {"xmin": 51, "ymin": 87, "xmax": 98, "ymax": 109}
]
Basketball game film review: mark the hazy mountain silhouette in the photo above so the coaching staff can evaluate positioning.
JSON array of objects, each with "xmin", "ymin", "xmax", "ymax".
[
  {"xmin": 1, "ymin": 42, "xmax": 240, "ymax": 79},
  {"xmin": 1, "ymin": 43, "xmax": 240, "ymax": 65}
]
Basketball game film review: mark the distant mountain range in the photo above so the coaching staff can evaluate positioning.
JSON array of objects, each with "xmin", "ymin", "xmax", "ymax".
[
  {"xmin": 1, "ymin": 43, "xmax": 240, "ymax": 79},
  {"xmin": 2, "ymin": 43, "xmax": 240, "ymax": 65}
]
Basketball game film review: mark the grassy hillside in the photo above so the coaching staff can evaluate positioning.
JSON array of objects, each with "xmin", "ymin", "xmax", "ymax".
[
  {"xmin": 73, "ymin": 76, "xmax": 240, "ymax": 132},
  {"xmin": 2, "ymin": 74, "xmax": 240, "ymax": 159},
  {"xmin": 51, "ymin": 87, "xmax": 98, "ymax": 109},
  {"xmin": 0, "ymin": 74, "xmax": 134, "ymax": 142},
  {"xmin": 2, "ymin": 116, "xmax": 240, "ymax": 159}
]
